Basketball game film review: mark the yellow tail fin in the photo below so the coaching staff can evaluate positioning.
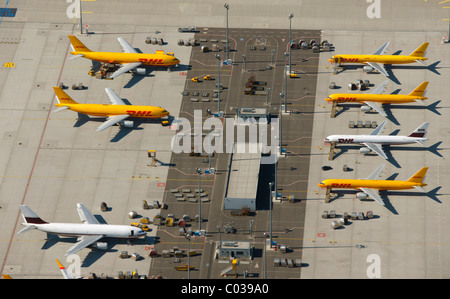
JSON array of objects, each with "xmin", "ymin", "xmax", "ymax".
[
  {"xmin": 53, "ymin": 87, "xmax": 78, "ymax": 105},
  {"xmin": 68, "ymin": 35, "xmax": 92, "ymax": 52},
  {"xmin": 407, "ymin": 167, "xmax": 428, "ymax": 183},
  {"xmin": 409, "ymin": 42, "xmax": 428, "ymax": 57},
  {"xmin": 408, "ymin": 81, "xmax": 428, "ymax": 97}
]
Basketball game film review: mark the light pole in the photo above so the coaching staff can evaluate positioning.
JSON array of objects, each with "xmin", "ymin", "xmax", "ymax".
[
  {"xmin": 79, "ymin": 0, "xmax": 83, "ymax": 34},
  {"xmin": 224, "ymin": 3, "xmax": 230, "ymax": 61},
  {"xmin": 196, "ymin": 168, "xmax": 202, "ymax": 230},
  {"xmin": 216, "ymin": 54, "xmax": 221, "ymax": 115},
  {"xmin": 268, "ymin": 182, "xmax": 274, "ymax": 249},
  {"xmin": 279, "ymin": 92, "xmax": 283, "ymax": 156},
  {"xmin": 217, "ymin": 225, "xmax": 222, "ymax": 254},
  {"xmin": 263, "ymin": 232, "xmax": 267, "ymax": 279},
  {"xmin": 288, "ymin": 13, "xmax": 294, "ymax": 73},
  {"xmin": 284, "ymin": 52, "xmax": 289, "ymax": 114},
  {"xmin": 185, "ymin": 232, "xmax": 191, "ymax": 279}
]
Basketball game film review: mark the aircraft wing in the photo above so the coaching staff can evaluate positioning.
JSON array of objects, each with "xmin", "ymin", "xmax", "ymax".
[
  {"xmin": 362, "ymin": 142, "xmax": 388, "ymax": 159},
  {"xmin": 105, "ymin": 88, "xmax": 126, "ymax": 105},
  {"xmin": 371, "ymin": 80, "xmax": 389, "ymax": 94},
  {"xmin": 363, "ymin": 101, "xmax": 387, "ymax": 117},
  {"xmin": 369, "ymin": 120, "xmax": 387, "ymax": 136},
  {"xmin": 65, "ymin": 235, "xmax": 103, "ymax": 256},
  {"xmin": 77, "ymin": 203, "xmax": 100, "ymax": 224},
  {"xmin": 96, "ymin": 114, "xmax": 130, "ymax": 132},
  {"xmin": 117, "ymin": 37, "xmax": 138, "ymax": 53},
  {"xmin": 365, "ymin": 164, "xmax": 385, "ymax": 180},
  {"xmin": 366, "ymin": 62, "xmax": 389, "ymax": 77},
  {"xmin": 372, "ymin": 42, "xmax": 390, "ymax": 55},
  {"xmin": 109, "ymin": 62, "xmax": 142, "ymax": 79},
  {"xmin": 359, "ymin": 187, "xmax": 385, "ymax": 205}
]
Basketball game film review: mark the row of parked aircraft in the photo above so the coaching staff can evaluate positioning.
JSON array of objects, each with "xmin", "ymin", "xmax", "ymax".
[
  {"xmin": 319, "ymin": 42, "xmax": 431, "ymax": 206},
  {"xmin": 16, "ymin": 35, "xmax": 181, "ymax": 265},
  {"xmin": 54, "ymin": 35, "xmax": 179, "ymax": 132}
]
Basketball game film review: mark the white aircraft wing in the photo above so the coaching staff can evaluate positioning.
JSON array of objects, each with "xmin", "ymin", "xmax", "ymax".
[
  {"xmin": 366, "ymin": 62, "xmax": 389, "ymax": 77},
  {"xmin": 109, "ymin": 62, "xmax": 142, "ymax": 79},
  {"xmin": 77, "ymin": 203, "xmax": 100, "ymax": 224},
  {"xmin": 371, "ymin": 80, "xmax": 389, "ymax": 94},
  {"xmin": 105, "ymin": 88, "xmax": 126, "ymax": 105},
  {"xmin": 65, "ymin": 235, "xmax": 103, "ymax": 256},
  {"xmin": 362, "ymin": 142, "xmax": 388, "ymax": 159},
  {"xmin": 372, "ymin": 42, "xmax": 390, "ymax": 55},
  {"xmin": 359, "ymin": 187, "xmax": 385, "ymax": 205},
  {"xmin": 363, "ymin": 101, "xmax": 387, "ymax": 117},
  {"xmin": 365, "ymin": 164, "xmax": 385, "ymax": 180},
  {"xmin": 96, "ymin": 114, "xmax": 130, "ymax": 132},
  {"xmin": 369, "ymin": 120, "xmax": 387, "ymax": 136},
  {"xmin": 117, "ymin": 37, "xmax": 138, "ymax": 53}
]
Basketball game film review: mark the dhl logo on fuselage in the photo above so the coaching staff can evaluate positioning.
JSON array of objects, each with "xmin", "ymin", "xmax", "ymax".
[
  {"xmin": 126, "ymin": 110, "xmax": 152, "ymax": 117},
  {"xmin": 340, "ymin": 58, "xmax": 359, "ymax": 62},
  {"xmin": 331, "ymin": 183, "xmax": 352, "ymax": 188},
  {"xmin": 139, "ymin": 58, "xmax": 164, "ymax": 65},
  {"xmin": 337, "ymin": 138, "xmax": 354, "ymax": 143},
  {"xmin": 336, "ymin": 97, "xmax": 358, "ymax": 102}
]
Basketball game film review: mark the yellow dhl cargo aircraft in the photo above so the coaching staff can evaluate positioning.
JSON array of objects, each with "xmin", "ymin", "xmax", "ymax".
[
  {"xmin": 326, "ymin": 80, "xmax": 428, "ymax": 117},
  {"xmin": 318, "ymin": 164, "xmax": 428, "ymax": 206},
  {"xmin": 68, "ymin": 35, "xmax": 180, "ymax": 79},
  {"xmin": 53, "ymin": 87, "xmax": 170, "ymax": 132},
  {"xmin": 328, "ymin": 42, "xmax": 429, "ymax": 77}
]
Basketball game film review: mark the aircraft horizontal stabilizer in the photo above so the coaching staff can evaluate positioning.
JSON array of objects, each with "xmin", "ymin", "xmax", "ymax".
[
  {"xmin": 415, "ymin": 59, "xmax": 427, "ymax": 66},
  {"xmin": 52, "ymin": 106, "xmax": 69, "ymax": 113},
  {"xmin": 414, "ymin": 99, "xmax": 426, "ymax": 105},
  {"xmin": 17, "ymin": 225, "xmax": 35, "ymax": 234},
  {"xmin": 413, "ymin": 185, "xmax": 426, "ymax": 192},
  {"xmin": 415, "ymin": 140, "xmax": 426, "ymax": 146},
  {"xmin": 69, "ymin": 54, "xmax": 84, "ymax": 60}
]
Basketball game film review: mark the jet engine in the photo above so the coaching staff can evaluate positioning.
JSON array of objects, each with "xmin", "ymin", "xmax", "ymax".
[
  {"xmin": 90, "ymin": 242, "xmax": 108, "ymax": 250},
  {"xmin": 133, "ymin": 68, "xmax": 146, "ymax": 76},
  {"xmin": 361, "ymin": 105, "xmax": 372, "ymax": 113},
  {"xmin": 360, "ymin": 147, "xmax": 371, "ymax": 154},
  {"xmin": 356, "ymin": 192, "xmax": 369, "ymax": 200},
  {"xmin": 363, "ymin": 65, "xmax": 374, "ymax": 73},
  {"xmin": 120, "ymin": 120, "xmax": 134, "ymax": 128}
]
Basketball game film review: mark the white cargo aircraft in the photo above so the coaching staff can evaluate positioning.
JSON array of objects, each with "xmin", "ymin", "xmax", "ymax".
[
  {"xmin": 324, "ymin": 120, "xmax": 429, "ymax": 159},
  {"xmin": 18, "ymin": 203, "xmax": 147, "ymax": 256}
]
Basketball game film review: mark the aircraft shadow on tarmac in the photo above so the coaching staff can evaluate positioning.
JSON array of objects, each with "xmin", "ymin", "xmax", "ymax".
[
  {"xmin": 333, "ymin": 141, "xmax": 445, "ymax": 168},
  {"xmin": 328, "ymin": 186, "xmax": 444, "ymax": 215},
  {"xmin": 335, "ymin": 100, "xmax": 442, "ymax": 124},
  {"xmin": 74, "ymin": 113, "xmax": 175, "ymax": 142},
  {"xmin": 336, "ymin": 60, "xmax": 442, "ymax": 85}
]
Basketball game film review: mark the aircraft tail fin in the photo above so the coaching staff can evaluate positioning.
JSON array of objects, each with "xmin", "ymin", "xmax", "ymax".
[
  {"xmin": 409, "ymin": 42, "xmax": 429, "ymax": 57},
  {"xmin": 408, "ymin": 81, "xmax": 429, "ymax": 97},
  {"xmin": 407, "ymin": 167, "xmax": 428, "ymax": 184},
  {"xmin": 56, "ymin": 259, "xmax": 74, "ymax": 279},
  {"xmin": 408, "ymin": 122, "xmax": 429, "ymax": 138},
  {"xmin": 68, "ymin": 35, "xmax": 92, "ymax": 52},
  {"xmin": 53, "ymin": 87, "xmax": 79, "ymax": 105},
  {"xmin": 18, "ymin": 205, "xmax": 47, "ymax": 226}
]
